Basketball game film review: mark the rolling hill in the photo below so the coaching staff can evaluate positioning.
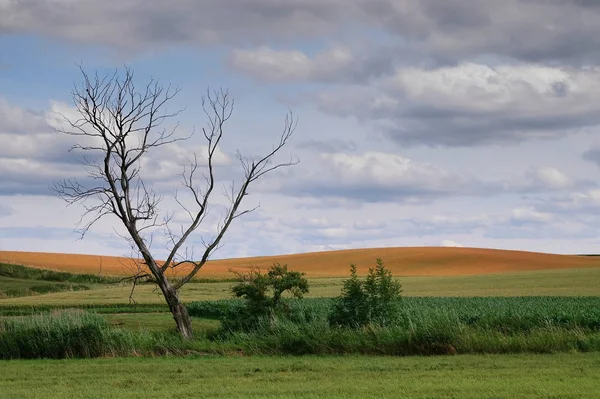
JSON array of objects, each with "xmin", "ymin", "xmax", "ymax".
[{"xmin": 1, "ymin": 247, "xmax": 600, "ymax": 278}]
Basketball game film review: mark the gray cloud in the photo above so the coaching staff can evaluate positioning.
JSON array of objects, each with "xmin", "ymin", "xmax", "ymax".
[
  {"xmin": 264, "ymin": 152, "xmax": 588, "ymax": 204},
  {"xmin": 273, "ymin": 151, "xmax": 486, "ymax": 203},
  {"xmin": 295, "ymin": 138, "xmax": 357, "ymax": 153},
  {"xmin": 505, "ymin": 166, "xmax": 594, "ymax": 193},
  {"xmin": 0, "ymin": 98, "xmax": 48, "ymax": 134},
  {"xmin": 483, "ymin": 220, "xmax": 598, "ymax": 240},
  {"xmin": 0, "ymin": 97, "xmax": 236, "ymax": 196},
  {"xmin": 0, "ymin": 99, "xmax": 97, "ymax": 165},
  {"xmin": 312, "ymin": 64, "xmax": 600, "ymax": 146},
  {"xmin": 529, "ymin": 189, "xmax": 600, "ymax": 216},
  {"xmin": 0, "ymin": 204, "xmax": 13, "ymax": 217},
  {"xmin": 362, "ymin": 0, "xmax": 600, "ymax": 65},
  {"xmin": 0, "ymin": 226, "xmax": 79, "ymax": 241},
  {"xmin": 229, "ymin": 44, "xmax": 396, "ymax": 84},
  {"xmin": 582, "ymin": 145, "xmax": 600, "ymax": 167},
  {"xmin": 3, "ymin": 1, "xmax": 600, "ymax": 65},
  {"xmin": 0, "ymin": 0, "xmax": 358, "ymax": 52},
  {"xmin": 284, "ymin": 214, "xmax": 492, "ymax": 246}
]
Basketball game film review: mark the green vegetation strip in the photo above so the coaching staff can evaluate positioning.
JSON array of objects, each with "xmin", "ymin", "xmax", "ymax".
[
  {"xmin": 0, "ymin": 262, "xmax": 121, "ymax": 299},
  {"xmin": 0, "ymin": 276, "xmax": 90, "ymax": 299},
  {"xmin": 0, "ymin": 303, "xmax": 168, "ymax": 316},
  {"xmin": 0, "ymin": 353, "xmax": 599, "ymax": 399},
  {"xmin": 187, "ymin": 296, "xmax": 600, "ymax": 331},
  {"xmin": 0, "ymin": 263, "xmax": 120, "ymax": 284},
  {"xmin": 3, "ymin": 296, "xmax": 600, "ymax": 359}
]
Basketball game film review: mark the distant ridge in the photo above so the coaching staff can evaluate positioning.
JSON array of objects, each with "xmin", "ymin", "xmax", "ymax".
[{"xmin": 1, "ymin": 246, "xmax": 600, "ymax": 278}]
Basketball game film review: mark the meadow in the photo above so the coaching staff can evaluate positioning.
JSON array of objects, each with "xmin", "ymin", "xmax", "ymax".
[
  {"xmin": 1, "ymin": 248, "xmax": 600, "ymax": 397},
  {"xmin": 1, "ymin": 353, "xmax": 599, "ymax": 398}
]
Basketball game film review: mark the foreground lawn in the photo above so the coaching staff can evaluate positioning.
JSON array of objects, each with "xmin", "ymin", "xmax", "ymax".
[{"xmin": 0, "ymin": 353, "xmax": 598, "ymax": 398}]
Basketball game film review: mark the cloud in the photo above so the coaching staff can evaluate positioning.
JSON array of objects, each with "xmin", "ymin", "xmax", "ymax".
[
  {"xmin": 352, "ymin": 219, "xmax": 387, "ymax": 230},
  {"xmin": 441, "ymin": 239, "xmax": 463, "ymax": 247},
  {"xmin": 0, "ymin": 99, "xmax": 105, "ymax": 165},
  {"xmin": 484, "ymin": 219, "xmax": 598, "ymax": 240},
  {"xmin": 229, "ymin": 44, "xmax": 394, "ymax": 84},
  {"xmin": 267, "ymin": 151, "xmax": 585, "ymax": 204},
  {"xmin": 0, "ymin": 226, "xmax": 80, "ymax": 241},
  {"xmin": 509, "ymin": 207, "xmax": 554, "ymax": 225},
  {"xmin": 0, "ymin": 97, "xmax": 237, "ymax": 196},
  {"xmin": 504, "ymin": 166, "xmax": 592, "ymax": 193},
  {"xmin": 0, "ymin": 98, "xmax": 48, "ymax": 134},
  {"xmin": 314, "ymin": 63, "xmax": 600, "ymax": 146},
  {"xmin": 295, "ymin": 138, "xmax": 357, "ymax": 153},
  {"xmin": 582, "ymin": 145, "xmax": 600, "ymax": 167},
  {"xmin": 4, "ymin": 1, "xmax": 600, "ymax": 65},
  {"xmin": 273, "ymin": 151, "xmax": 483, "ymax": 202},
  {"xmin": 361, "ymin": 0, "xmax": 600, "ymax": 65},
  {"xmin": 531, "ymin": 189, "xmax": 600, "ymax": 215},
  {"xmin": 0, "ymin": 0, "xmax": 361, "ymax": 52},
  {"xmin": 0, "ymin": 204, "xmax": 13, "ymax": 217},
  {"xmin": 280, "ymin": 213, "xmax": 492, "ymax": 246},
  {"xmin": 280, "ymin": 217, "xmax": 340, "ymax": 230}
]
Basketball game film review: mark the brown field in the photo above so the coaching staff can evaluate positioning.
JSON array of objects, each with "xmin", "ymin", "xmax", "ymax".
[{"xmin": 1, "ymin": 247, "xmax": 600, "ymax": 278}]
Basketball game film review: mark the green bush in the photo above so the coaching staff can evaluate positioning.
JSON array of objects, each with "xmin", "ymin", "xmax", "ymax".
[
  {"xmin": 223, "ymin": 263, "xmax": 309, "ymax": 331},
  {"xmin": 329, "ymin": 259, "xmax": 402, "ymax": 328}
]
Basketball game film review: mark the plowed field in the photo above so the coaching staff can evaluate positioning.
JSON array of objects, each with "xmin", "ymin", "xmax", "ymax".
[{"xmin": 1, "ymin": 247, "xmax": 599, "ymax": 278}]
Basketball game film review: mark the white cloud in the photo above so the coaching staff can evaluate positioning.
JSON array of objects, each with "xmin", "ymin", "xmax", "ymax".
[
  {"xmin": 441, "ymin": 239, "xmax": 463, "ymax": 247},
  {"xmin": 510, "ymin": 207, "xmax": 554, "ymax": 224},
  {"xmin": 317, "ymin": 151, "xmax": 476, "ymax": 195}
]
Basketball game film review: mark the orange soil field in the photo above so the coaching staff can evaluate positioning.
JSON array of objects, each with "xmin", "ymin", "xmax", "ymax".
[{"xmin": 1, "ymin": 247, "xmax": 600, "ymax": 278}]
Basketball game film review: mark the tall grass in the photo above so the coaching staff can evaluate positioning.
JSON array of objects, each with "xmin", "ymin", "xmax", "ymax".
[
  {"xmin": 3, "ymin": 297, "xmax": 600, "ymax": 359},
  {"xmin": 188, "ymin": 297, "xmax": 600, "ymax": 355},
  {"xmin": 216, "ymin": 316, "xmax": 600, "ymax": 356},
  {"xmin": 0, "ymin": 310, "xmax": 222, "ymax": 359},
  {"xmin": 188, "ymin": 297, "xmax": 600, "ymax": 332}
]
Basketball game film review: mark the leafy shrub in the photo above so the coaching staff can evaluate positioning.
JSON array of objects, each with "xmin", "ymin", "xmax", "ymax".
[
  {"xmin": 223, "ymin": 263, "xmax": 309, "ymax": 331},
  {"xmin": 329, "ymin": 258, "xmax": 402, "ymax": 328}
]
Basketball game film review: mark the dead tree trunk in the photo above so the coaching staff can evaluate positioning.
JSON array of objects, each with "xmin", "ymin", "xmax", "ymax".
[{"xmin": 161, "ymin": 283, "xmax": 193, "ymax": 339}]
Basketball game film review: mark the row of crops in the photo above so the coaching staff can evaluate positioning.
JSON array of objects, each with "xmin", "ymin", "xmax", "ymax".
[{"xmin": 187, "ymin": 296, "xmax": 600, "ymax": 333}]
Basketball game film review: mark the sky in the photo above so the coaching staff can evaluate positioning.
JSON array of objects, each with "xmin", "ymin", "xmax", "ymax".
[{"xmin": 2, "ymin": 0, "xmax": 600, "ymax": 259}]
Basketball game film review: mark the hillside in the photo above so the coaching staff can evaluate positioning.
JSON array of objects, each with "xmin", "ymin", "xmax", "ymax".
[{"xmin": 1, "ymin": 247, "xmax": 600, "ymax": 278}]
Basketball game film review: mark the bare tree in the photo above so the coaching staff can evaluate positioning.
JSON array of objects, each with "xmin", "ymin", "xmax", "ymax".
[{"xmin": 51, "ymin": 67, "xmax": 298, "ymax": 339}]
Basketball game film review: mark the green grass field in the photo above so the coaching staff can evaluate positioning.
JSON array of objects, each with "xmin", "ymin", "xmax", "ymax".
[
  {"xmin": 1, "ymin": 353, "xmax": 599, "ymax": 398},
  {"xmin": 0, "ymin": 275, "xmax": 91, "ymax": 298},
  {"xmin": 1, "ymin": 267, "xmax": 599, "ymax": 307}
]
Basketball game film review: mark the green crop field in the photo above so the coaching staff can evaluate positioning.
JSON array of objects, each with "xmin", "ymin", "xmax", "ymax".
[{"xmin": 1, "ymin": 267, "xmax": 599, "ymax": 308}]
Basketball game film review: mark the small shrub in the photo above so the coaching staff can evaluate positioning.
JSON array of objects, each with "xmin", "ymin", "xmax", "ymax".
[
  {"xmin": 223, "ymin": 263, "xmax": 309, "ymax": 331},
  {"xmin": 329, "ymin": 258, "xmax": 402, "ymax": 328}
]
